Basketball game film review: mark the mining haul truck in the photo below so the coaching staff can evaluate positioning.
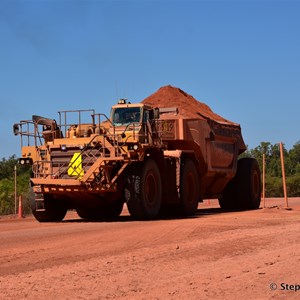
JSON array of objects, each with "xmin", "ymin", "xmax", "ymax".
[{"xmin": 13, "ymin": 99, "xmax": 261, "ymax": 222}]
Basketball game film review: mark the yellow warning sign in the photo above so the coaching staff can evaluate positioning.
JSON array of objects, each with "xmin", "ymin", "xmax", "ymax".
[{"xmin": 68, "ymin": 153, "xmax": 84, "ymax": 178}]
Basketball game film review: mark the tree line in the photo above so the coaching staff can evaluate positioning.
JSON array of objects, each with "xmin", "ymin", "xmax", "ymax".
[
  {"xmin": 240, "ymin": 141, "xmax": 300, "ymax": 197},
  {"xmin": 0, "ymin": 141, "xmax": 299, "ymax": 215},
  {"xmin": 0, "ymin": 155, "xmax": 31, "ymax": 215}
]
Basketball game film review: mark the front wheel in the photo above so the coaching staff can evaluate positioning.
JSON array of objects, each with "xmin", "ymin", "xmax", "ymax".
[
  {"xmin": 76, "ymin": 197, "xmax": 124, "ymax": 220},
  {"xmin": 126, "ymin": 159, "xmax": 162, "ymax": 219},
  {"xmin": 31, "ymin": 193, "xmax": 68, "ymax": 222}
]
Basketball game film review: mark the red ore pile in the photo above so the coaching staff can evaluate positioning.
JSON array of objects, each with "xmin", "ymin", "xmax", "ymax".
[{"xmin": 142, "ymin": 85, "xmax": 237, "ymax": 125}]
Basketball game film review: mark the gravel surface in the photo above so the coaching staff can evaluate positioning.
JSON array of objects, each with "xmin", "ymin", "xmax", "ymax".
[{"xmin": 1, "ymin": 198, "xmax": 300, "ymax": 300}]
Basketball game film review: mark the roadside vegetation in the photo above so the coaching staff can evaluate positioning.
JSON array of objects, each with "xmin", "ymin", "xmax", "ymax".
[
  {"xmin": 0, "ymin": 155, "xmax": 31, "ymax": 215},
  {"xmin": 240, "ymin": 141, "xmax": 300, "ymax": 197},
  {"xmin": 0, "ymin": 141, "xmax": 300, "ymax": 215}
]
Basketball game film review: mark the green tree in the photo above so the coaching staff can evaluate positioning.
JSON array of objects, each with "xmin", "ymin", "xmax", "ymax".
[
  {"xmin": 239, "ymin": 141, "xmax": 300, "ymax": 197},
  {"xmin": 0, "ymin": 155, "xmax": 17, "ymax": 180},
  {"xmin": 289, "ymin": 141, "xmax": 300, "ymax": 175},
  {"xmin": 0, "ymin": 156, "xmax": 31, "ymax": 215},
  {"xmin": 286, "ymin": 175, "xmax": 300, "ymax": 197},
  {"xmin": 0, "ymin": 178, "xmax": 15, "ymax": 214},
  {"xmin": 265, "ymin": 175, "xmax": 283, "ymax": 197},
  {"xmin": 268, "ymin": 143, "xmax": 282, "ymax": 177}
]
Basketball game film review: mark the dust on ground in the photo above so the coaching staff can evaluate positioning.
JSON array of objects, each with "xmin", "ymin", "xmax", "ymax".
[{"xmin": 1, "ymin": 198, "xmax": 300, "ymax": 300}]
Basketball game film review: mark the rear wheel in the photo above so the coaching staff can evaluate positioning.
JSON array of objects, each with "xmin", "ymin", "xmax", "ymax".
[
  {"xmin": 31, "ymin": 193, "xmax": 67, "ymax": 222},
  {"xmin": 180, "ymin": 159, "xmax": 200, "ymax": 215},
  {"xmin": 219, "ymin": 158, "xmax": 261, "ymax": 210},
  {"xmin": 218, "ymin": 178, "xmax": 235, "ymax": 209},
  {"xmin": 126, "ymin": 159, "xmax": 162, "ymax": 219},
  {"xmin": 237, "ymin": 158, "xmax": 261, "ymax": 209}
]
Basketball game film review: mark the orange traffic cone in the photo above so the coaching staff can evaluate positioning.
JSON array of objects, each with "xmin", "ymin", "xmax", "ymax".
[{"xmin": 18, "ymin": 195, "xmax": 23, "ymax": 218}]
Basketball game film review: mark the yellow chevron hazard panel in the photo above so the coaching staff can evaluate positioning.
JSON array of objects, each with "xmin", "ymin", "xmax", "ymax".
[{"xmin": 68, "ymin": 153, "xmax": 84, "ymax": 178}]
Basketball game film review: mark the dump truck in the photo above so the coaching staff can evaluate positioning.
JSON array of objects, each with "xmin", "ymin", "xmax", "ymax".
[{"xmin": 13, "ymin": 97, "xmax": 261, "ymax": 222}]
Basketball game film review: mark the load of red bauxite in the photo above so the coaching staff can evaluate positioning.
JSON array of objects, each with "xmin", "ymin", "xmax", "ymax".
[{"xmin": 142, "ymin": 85, "xmax": 237, "ymax": 125}]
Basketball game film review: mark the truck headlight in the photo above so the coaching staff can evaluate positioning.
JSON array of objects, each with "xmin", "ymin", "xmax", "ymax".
[
  {"xmin": 18, "ymin": 158, "xmax": 33, "ymax": 165},
  {"xmin": 128, "ymin": 144, "xmax": 139, "ymax": 151}
]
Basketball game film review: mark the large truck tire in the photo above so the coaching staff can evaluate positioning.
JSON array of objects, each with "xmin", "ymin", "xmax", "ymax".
[
  {"xmin": 219, "ymin": 158, "xmax": 261, "ymax": 210},
  {"xmin": 103, "ymin": 200, "xmax": 124, "ymax": 218},
  {"xmin": 76, "ymin": 198, "xmax": 124, "ymax": 220},
  {"xmin": 125, "ymin": 159, "xmax": 162, "ymax": 219},
  {"xmin": 218, "ymin": 178, "xmax": 235, "ymax": 209},
  {"xmin": 76, "ymin": 207, "xmax": 96, "ymax": 219},
  {"xmin": 180, "ymin": 159, "xmax": 200, "ymax": 215},
  {"xmin": 31, "ymin": 193, "xmax": 67, "ymax": 222},
  {"xmin": 236, "ymin": 158, "xmax": 261, "ymax": 209}
]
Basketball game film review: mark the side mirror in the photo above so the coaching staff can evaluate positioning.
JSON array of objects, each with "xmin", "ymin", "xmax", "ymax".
[
  {"xmin": 153, "ymin": 108, "xmax": 160, "ymax": 119},
  {"xmin": 13, "ymin": 124, "xmax": 20, "ymax": 136}
]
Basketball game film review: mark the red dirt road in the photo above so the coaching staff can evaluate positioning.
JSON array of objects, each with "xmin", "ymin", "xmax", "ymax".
[{"xmin": 1, "ymin": 198, "xmax": 300, "ymax": 300}]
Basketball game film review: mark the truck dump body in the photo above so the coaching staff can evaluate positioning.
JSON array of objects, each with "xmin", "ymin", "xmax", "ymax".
[
  {"xmin": 155, "ymin": 117, "xmax": 244, "ymax": 197},
  {"xmin": 142, "ymin": 85, "xmax": 246, "ymax": 153},
  {"xmin": 143, "ymin": 85, "xmax": 247, "ymax": 198}
]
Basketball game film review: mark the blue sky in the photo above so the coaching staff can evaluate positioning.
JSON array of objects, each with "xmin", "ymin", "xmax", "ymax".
[{"xmin": 1, "ymin": 0, "xmax": 299, "ymax": 159}]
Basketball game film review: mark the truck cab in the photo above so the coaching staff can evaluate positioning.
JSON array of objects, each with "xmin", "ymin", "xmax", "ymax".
[
  {"xmin": 109, "ymin": 99, "xmax": 158, "ymax": 148},
  {"xmin": 111, "ymin": 99, "xmax": 143, "ymax": 126}
]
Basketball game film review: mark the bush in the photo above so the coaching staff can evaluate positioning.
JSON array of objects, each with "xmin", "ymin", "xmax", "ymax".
[
  {"xmin": 0, "ymin": 178, "xmax": 15, "ymax": 215},
  {"xmin": 265, "ymin": 176, "xmax": 283, "ymax": 197},
  {"xmin": 286, "ymin": 175, "xmax": 300, "ymax": 197},
  {"xmin": 0, "ymin": 165, "xmax": 31, "ymax": 215}
]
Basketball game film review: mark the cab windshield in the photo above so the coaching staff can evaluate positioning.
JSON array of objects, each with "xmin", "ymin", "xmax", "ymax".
[{"xmin": 112, "ymin": 107, "xmax": 142, "ymax": 126}]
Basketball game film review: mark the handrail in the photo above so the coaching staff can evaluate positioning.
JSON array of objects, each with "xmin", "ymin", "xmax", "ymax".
[
  {"xmin": 32, "ymin": 130, "xmax": 126, "ymax": 180},
  {"xmin": 58, "ymin": 109, "xmax": 95, "ymax": 138},
  {"xmin": 15, "ymin": 120, "xmax": 44, "ymax": 147}
]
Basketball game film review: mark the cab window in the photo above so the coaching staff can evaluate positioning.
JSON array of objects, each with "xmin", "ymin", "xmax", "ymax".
[{"xmin": 112, "ymin": 107, "xmax": 141, "ymax": 125}]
